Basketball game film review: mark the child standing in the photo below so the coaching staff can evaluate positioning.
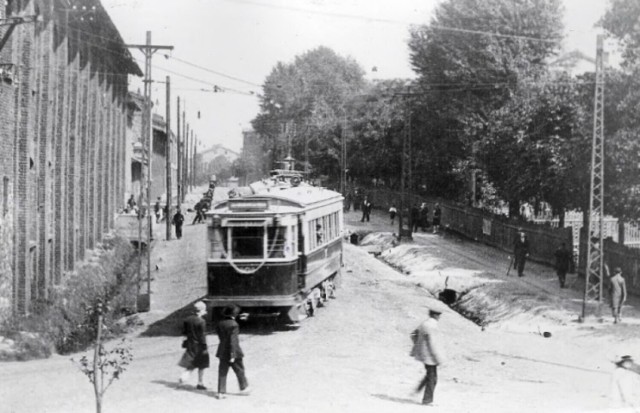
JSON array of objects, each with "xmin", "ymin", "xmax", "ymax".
[{"xmin": 389, "ymin": 204, "xmax": 397, "ymax": 225}]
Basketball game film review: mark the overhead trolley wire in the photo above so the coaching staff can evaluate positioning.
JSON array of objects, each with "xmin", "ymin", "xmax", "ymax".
[{"xmin": 223, "ymin": 0, "xmax": 561, "ymax": 44}]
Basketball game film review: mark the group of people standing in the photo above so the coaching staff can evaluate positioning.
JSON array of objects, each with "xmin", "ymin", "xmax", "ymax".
[
  {"xmin": 514, "ymin": 229, "xmax": 628, "ymax": 324},
  {"xmin": 179, "ymin": 302, "xmax": 250, "ymax": 399},
  {"xmin": 409, "ymin": 203, "xmax": 442, "ymax": 234}
]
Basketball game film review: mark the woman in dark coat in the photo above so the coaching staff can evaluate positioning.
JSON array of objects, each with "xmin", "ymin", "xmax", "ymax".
[{"xmin": 178, "ymin": 301, "xmax": 210, "ymax": 389}]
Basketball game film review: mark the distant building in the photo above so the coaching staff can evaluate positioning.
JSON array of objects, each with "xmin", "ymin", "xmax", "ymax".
[
  {"xmin": 151, "ymin": 114, "xmax": 178, "ymax": 203},
  {"xmin": 195, "ymin": 144, "xmax": 239, "ymax": 185},
  {"xmin": 549, "ymin": 50, "xmax": 596, "ymax": 76},
  {"xmin": 0, "ymin": 0, "xmax": 142, "ymax": 318}
]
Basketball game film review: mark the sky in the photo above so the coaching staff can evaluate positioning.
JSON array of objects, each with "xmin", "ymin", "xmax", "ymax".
[{"xmin": 101, "ymin": 0, "xmax": 612, "ymax": 153}]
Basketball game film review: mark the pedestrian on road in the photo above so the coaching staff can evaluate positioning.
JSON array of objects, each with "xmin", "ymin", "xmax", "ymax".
[
  {"xmin": 609, "ymin": 267, "xmax": 627, "ymax": 324},
  {"xmin": 127, "ymin": 194, "xmax": 136, "ymax": 210},
  {"xmin": 432, "ymin": 204, "xmax": 442, "ymax": 234},
  {"xmin": 178, "ymin": 301, "xmax": 210, "ymax": 390},
  {"xmin": 610, "ymin": 355, "xmax": 640, "ymax": 409},
  {"xmin": 554, "ymin": 242, "xmax": 572, "ymax": 288},
  {"xmin": 172, "ymin": 208, "xmax": 185, "ymax": 240},
  {"xmin": 192, "ymin": 201, "xmax": 203, "ymax": 225},
  {"xmin": 410, "ymin": 307, "xmax": 446, "ymax": 406},
  {"xmin": 216, "ymin": 305, "xmax": 250, "ymax": 399},
  {"xmin": 420, "ymin": 203, "xmax": 429, "ymax": 232},
  {"xmin": 360, "ymin": 196, "xmax": 372, "ymax": 222},
  {"xmin": 154, "ymin": 197, "xmax": 162, "ymax": 223},
  {"xmin": 411, "ymin": 203, "xmax": 420, "ymax": 232},
  {"xmin": 389, "ymin": 204, "xmax": 397, "ymax": 225},
  {"xmin": 344, "ymin": 191, "xmax": 352, "ymax": 212},
  {"xmin": 513, "ymin": 229, "xmax": 530, "ymax": 277}
]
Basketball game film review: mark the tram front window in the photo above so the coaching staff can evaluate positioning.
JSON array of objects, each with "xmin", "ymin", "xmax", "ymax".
[{"xmin": 231, "ymin": 227, "xmax": 264, "ymax": 259}]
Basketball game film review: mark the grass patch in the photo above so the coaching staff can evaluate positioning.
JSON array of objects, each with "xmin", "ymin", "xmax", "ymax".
[{"xmin": 1, "ymin": 235, "xmax": 141, "ymax": 359}]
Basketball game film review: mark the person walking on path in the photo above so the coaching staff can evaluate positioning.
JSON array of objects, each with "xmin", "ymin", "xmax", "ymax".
[
  {"xmin": 609, "ymin": 267, "xmax": 627, "ymax": 324},
  {"xmin": 178, "ymin": 301, "xmax": 210, "ymax": 390},
  {"xmin": 432, "ymin": 204, "xmax": 442, "ymax": 234},
  {"xmin": 513, "ymin": 229, "xmax": 530, "ymax": 277},
  {"xmin": 360, "ymin": 196, "xmax": 372, "ymax": 223},
  {"xmin": 172, "ymin": 208, "xmax": 185, "ymax": 240},
  {"xmin": 554, "ymin": 242, "xmax": 572, "ymax": 288},
  {"xmin": 410, "ymin": 308, "xmax": 446, "ymax": 406},
  {"xmin": 192, "ymin": 201, "xmax": 204, "ymax": 225},
  {"xmin": 389, "ymin": 204, "xmax": 397, "ymax": 225},
  {"xmin": 216, "ymin": 305, "xmax": 250, "ymax": 399}
]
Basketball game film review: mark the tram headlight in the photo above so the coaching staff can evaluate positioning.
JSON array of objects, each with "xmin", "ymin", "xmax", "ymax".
[
  {"xmin": 212, "ymin": 215, "xmax": 221, "ymax": 228},
  {"xmin": 273, "ymin": 215, "xmax": 281, "ymax": 227}
]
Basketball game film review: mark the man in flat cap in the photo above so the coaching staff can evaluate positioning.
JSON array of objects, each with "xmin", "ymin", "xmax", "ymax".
[{"xmin": 410, "ymin": 308, "xmax": 446, "ymax": 406}]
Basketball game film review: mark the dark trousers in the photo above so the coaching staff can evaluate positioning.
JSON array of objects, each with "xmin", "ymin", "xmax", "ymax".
[
  {"xmin": 175, "ymin": 224, "xmax": 183, "ymax": 239},
  {"xmin": 515, "ymin": 255, "xmax": 526, "ymax": 276},
  {"xmin": 218, "ymin": 358, "xmax": 248, "ymax": 394},
  {"xmin": 360, "ymin": 211, "xmax": 370, "ymax": 222},
  {"xmin": 556, "ymin": 269, "xmax": 567, "ymax": 287},
  {"xmin": 417, "ymin": 364, "xmax": 437, "ymax": 404}
]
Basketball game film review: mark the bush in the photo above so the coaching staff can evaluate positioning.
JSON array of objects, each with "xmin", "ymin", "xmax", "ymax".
[{"xmin": 1, "ymin": 235, "xmax": 141, "ymax": 357}]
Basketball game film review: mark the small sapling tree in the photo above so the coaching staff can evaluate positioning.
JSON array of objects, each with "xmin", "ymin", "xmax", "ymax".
[{"xmin": 72, "ymin": 301, "xmax": 133, "ymax": 413}]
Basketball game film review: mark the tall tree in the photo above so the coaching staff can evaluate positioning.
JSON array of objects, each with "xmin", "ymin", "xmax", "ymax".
[
  {"xmin": 251, "ymin": 47, "xmax": 366, "ymax": 179},
  {"xmin": 407, "ymin": 0, "xmax": 565, "ymax": 204}
]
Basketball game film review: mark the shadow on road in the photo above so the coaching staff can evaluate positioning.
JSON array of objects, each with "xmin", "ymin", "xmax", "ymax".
[
  {"xmin": 371, "ymin": 393, "xmax": 420, "ymax": 406},
  {"xmin": 140, "ymin": 297, "xmax": 299, "ymax": 337},
  {"xmin": 140, "ymin": 298, "xmax": 207, "ymax": 337},
  {"xmin": 152, "ymin": 379, "xmax": 219, "ymax": 398}
]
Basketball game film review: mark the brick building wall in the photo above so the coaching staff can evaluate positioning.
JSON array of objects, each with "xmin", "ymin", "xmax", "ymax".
[
  {"xmin": 0, "ymin": 0, "xmax": 141, "ymax": 321},
  {"xmin": 0, "ymin": 2, "xmax": 16, "ymax": 318}
]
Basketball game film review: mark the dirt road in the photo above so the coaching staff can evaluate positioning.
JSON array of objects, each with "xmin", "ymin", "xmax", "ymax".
[{"xmin": 0, "ymin": 203, "xmax": 635, "ymax": 412}]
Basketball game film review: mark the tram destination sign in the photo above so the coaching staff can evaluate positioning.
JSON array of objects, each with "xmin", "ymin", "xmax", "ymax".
[{"xmin": 228, "ymin": 199, "xmax": 269, "ymax": 211}]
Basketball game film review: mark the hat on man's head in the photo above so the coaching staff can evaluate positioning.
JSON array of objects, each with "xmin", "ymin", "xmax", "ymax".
[
  {"xmin": 223, "ymin": 304, "xmax": 240, "ymax": 318},
  {"xmin": 194, "ymin": 301, "xmax": 206, "ymax": 313},
  {"xmin": 614, "ymin": 267, "xmax": 622, "ymax": 274}
]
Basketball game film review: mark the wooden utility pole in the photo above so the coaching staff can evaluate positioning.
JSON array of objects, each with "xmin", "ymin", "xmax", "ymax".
[
  {"xmin": 192, "ymin": 135, "xmax": 197, "ymax": 188},
  {"xmin": 176, "ymin": 97, "xmax": 181, "ymax": 208},
  {"xmin": 165, "ymin": 76, "xmax": 172, "ymax": 240},
  {"xmin": 181, "ymin": 103, "xmax": 186, "ymax": 202},
  {"xmin": 185, "ymin": 123, "xmax": 190, "ymax": 195},
  {"xmin": 126, "ymin": 31, "xmax": 173, "ymax": 311}
]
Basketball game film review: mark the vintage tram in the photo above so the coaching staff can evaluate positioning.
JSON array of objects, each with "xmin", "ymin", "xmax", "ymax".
[{"xmin": 205, "ymin": 161, "xmax": 344, "ymax": 322}]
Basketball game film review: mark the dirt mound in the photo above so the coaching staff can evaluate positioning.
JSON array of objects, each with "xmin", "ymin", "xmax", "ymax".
[{"xmin": 364, "ymin": 233, "xmax": 577, "ymax": 331}]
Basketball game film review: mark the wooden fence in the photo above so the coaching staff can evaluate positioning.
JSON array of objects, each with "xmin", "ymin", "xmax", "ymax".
[{"xmin": 364, "ymin": 189, "xmax": 572, "ymax": 267}]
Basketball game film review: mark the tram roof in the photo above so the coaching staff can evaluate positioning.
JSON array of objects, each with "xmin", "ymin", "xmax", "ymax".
[{"xmin": 212, "ymin": 184, "xmax": 343, "ymax": 211}]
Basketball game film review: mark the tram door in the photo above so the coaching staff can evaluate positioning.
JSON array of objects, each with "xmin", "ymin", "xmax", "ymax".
[{"xmin": 296, "ymin": 217, "xmax": 306, "ymax": 289}]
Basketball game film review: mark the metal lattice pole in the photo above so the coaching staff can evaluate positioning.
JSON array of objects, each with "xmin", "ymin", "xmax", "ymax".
[{"xmin": 582, "ymin": 35, "xmax": 606, "ymax": 320}]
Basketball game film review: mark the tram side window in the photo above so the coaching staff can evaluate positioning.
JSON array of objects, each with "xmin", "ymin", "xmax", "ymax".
[
  {"xmin": 231, "ymin": 227, "xmax": 264, "ymax": 259},
  {"xmin": 268, "ymin": 226, "xmax": 286, "ymax": 258},
  {"xmin": 208, "ymin": 227, "xmax": 228, "ymax": 259}
]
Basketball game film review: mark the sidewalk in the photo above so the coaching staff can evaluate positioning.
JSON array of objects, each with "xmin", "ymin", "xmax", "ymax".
[{"xmin": 346, "ymin": 207, "xmax": 640, "ymax": 333}]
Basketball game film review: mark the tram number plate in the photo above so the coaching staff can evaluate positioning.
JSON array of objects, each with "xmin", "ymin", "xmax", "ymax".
[{"xmin": 229, "ymin": 200, "xmax": 269, "ymax": 211}]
